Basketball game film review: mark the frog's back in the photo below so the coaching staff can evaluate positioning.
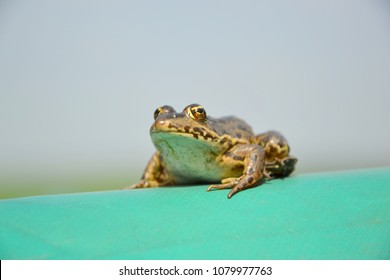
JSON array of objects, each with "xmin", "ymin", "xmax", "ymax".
[{"xmin": 211, "ymin": 116, "xmax": 255, "ymax": 140}]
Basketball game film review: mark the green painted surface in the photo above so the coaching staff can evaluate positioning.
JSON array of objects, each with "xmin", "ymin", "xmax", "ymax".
[{"xmin": 1, "ymin": 168, "xmax": 389, "ymax": 260}]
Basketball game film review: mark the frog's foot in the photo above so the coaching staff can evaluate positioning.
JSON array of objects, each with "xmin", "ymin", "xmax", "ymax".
[
  {"xmin": 266, "ymin": 156, "xmax": 297, "ymax": 178},
  {"xmin": 207, "ymin": 177, "xmax": 257, "ymax": 199},
  {"xmin": 207, "ymin": 178, "xmax": 238, "ymax": 191},
  {"xmin": 123, "ymin": 179, "xmax": 159, "ymax": 190}
]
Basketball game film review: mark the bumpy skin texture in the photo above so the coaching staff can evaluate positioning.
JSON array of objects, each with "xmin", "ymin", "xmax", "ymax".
[{"xmin": 126, "ymin": 104, "xmax": 297, "ymax": 198}]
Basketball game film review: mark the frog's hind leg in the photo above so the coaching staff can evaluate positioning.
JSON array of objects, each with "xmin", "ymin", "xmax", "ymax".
[{"xmin": 255, "ymin": 130, "xmax": 297, "ymax": 178}]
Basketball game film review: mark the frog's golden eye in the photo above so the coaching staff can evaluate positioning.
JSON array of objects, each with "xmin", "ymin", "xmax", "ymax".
[
  {"xmin": 153, "ymin": 105, "xmax": 175, "ymax": 120},
  {"xmin": 188, "ymin": 104, "xmax": 207, "ymax": 122}
]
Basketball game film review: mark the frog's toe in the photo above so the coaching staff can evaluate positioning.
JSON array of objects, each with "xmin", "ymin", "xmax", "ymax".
[
  {"xmin": 124, "ymin": 180, "xmax": 157, "ymax": 189},
  {"xmin": 221, "ymin": 177, "xmax": 239, "ymax": 184},
  {"xmin": 207, "ymin": 181, "xmax": 237, "ymax": 192},
  {"xmin": 263, "ymin": 170, "xmax": 274, "ymax": 179},
  {"xmin": 123, "ymin": 182, "xmax": 144, "ymax": 189},
  {"xmin": 227, "ymin": 188, "xmax": 239, "ymax": 199},
  {"xmin": 227, "ymin": 181, "xmax": 249, "ymax": 198}
]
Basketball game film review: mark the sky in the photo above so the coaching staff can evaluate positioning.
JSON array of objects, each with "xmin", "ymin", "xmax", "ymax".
[{"xmin": 1, "ymin": 0, "xmax": 390, "ymax": 194}]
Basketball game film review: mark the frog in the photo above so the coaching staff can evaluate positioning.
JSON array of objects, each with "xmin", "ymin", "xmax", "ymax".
[{"xmin": 126, "ymin": 104, "xmax": 297, "ymax": 198}]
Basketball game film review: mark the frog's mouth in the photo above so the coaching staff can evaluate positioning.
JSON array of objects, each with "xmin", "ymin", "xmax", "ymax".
[
  {"xmin": 150, "ymin": 128, "xmax": 217, "ymax": 143},
  {"xmin": 150, "ymin": 120, "xmax": 219, "ymax": 142}
]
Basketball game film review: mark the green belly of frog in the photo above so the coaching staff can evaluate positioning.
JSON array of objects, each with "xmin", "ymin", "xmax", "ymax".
[{"xmin": 152, "ymin": 132, "xmax": 241, "ymax": 184}]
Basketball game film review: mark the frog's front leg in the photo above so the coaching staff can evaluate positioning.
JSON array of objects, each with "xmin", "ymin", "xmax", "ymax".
[
  {"xmin": 207, "ymin": 144, "xmax": 265, "ymax": 198},
  {"xmin": 125, "ymin": 152, "xmax": 171, "ymax": 189}
]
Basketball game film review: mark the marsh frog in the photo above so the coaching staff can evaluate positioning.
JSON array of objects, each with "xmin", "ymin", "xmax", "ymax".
[{"xmin": 127, "ymin": 104, "xmax": 297, "ymax": 198}]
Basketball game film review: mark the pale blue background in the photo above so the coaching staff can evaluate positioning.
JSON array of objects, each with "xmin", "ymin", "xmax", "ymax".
[{"xmin": 1, "ymin": 0, "xmax": 389, "ymax": 196}]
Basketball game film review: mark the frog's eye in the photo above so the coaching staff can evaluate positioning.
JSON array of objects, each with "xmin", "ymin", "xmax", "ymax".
[
  {"xmin": 153, "ymin": 105, "xmax": 175, "ymax": 120},
  {"xmin": 188, "ymin": 104, "xmax": 207, "ymax": 122}
]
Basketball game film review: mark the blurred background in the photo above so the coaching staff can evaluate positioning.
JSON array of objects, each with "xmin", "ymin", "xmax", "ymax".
[{"xmin": 1, "ymin": 0, "xmax": 389, "ymax": 199}]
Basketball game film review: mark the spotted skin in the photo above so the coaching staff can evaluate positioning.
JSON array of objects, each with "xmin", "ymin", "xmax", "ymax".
[{"xmin": 126, "ymin": 104, "xmax": 297, "ymax": 198}]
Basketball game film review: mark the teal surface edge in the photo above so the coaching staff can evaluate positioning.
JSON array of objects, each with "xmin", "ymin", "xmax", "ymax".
[{"xmin": 1, "ymin": 168, "xmax": 390, "ymax": 260}]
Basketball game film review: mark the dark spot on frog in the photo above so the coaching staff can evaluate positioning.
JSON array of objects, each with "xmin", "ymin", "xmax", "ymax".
[
  {"xmin": 233, "ymin": 155, "xmax": 244, "ymax": 161},
  {"xmin": 231, "ymin": 164, "xmax": 244, "ymax": 172},
  {"xmin": 168, "ymin": 123, "xmax": 178, "ymax": 129},
  {"xmin": 225, "ymin": 151, "xmax": 232, "ymax": 157},
  {"xmin": 219, "ymin": 138, "xmax": 227, "ymax": 144},
  {"xmin": 268, "ymin": 144, "xmax": 278, "ymax": 154},
  {"xmin": 205, "ymin": 133, "xmax": 213, "ymax": 140},
  {"xmin": 235, "ymin": 132, "xmax": 242, "ymax": 138},
  {"xmin": 184, "ymin": 125, "xmax": 190, "ymax": 133},
  {"xmin": 193, "ymin": 127, "xmax": 203, "ymax": 136}
]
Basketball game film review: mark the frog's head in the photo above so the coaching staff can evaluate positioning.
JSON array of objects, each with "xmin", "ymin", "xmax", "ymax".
[
  {"xmin": 150, "ymin": 104, "xmax": 221, "ymax": 142},
  {"xmin": 150, "ymin": 104, "xmax": 235, "ymax": 166}
]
